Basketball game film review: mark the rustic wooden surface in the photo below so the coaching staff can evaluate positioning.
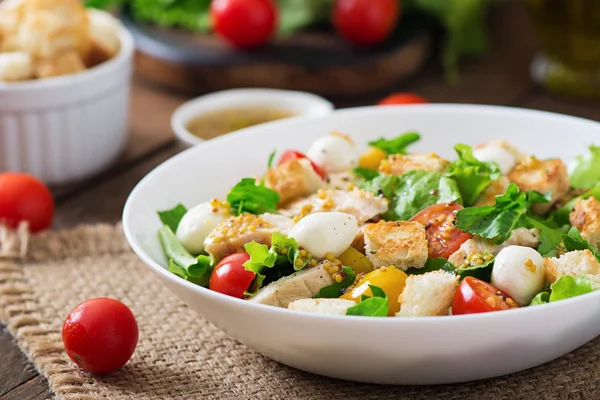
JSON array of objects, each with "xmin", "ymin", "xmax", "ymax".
[{"xmin": 2, "ymin": 2, "xmax": 600, "ymax": 399}]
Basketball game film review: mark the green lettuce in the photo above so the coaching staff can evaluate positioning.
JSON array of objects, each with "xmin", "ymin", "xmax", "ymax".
[
  {"xmin": 550, "ymin": 184, "xmax": 600, "ymax": 226},
  {"xmin": 346, "ymin": 285, "xmax": 389, "ymax": 317},
  {"xmin": 525, "ymin": 216, "xmax": 568, "ymax": 257},
  {"xmin": 562, "ymin": 227, "xmax": 600, "ymax": 262},
  {"xmin": 353, "ymin": 167, "xmax": 380, "ymax": 182},
  {"xmin": 456, "ymin": 254, "xmax": 494, "ymax": 282},
  {"xmin": 444, "ymin": 144, "xmax": 501, "ymax": 206},
  {"xmin": 530, "ymin": 276, "xmax": 594, "ymax": 305},
  {"xmin": 157, "ymin": 203, "xmax": 187, "ymax": 232},
  {"xmin": 570, "ymin": 145, "xmax": 600, "ymax": 189},
  {"xmin": 368, "ymin": 132, "xmax": 421, "ymax": 156},
  {"xmin": 405, "ymin": 258, "xmax": 455, "ymax": 275},
  {"xmin": 315, "ymin": 266, "xmax": 356, "ymax": 298},
  {"xmin": 227, "ymin": 178, "xmax": 280, "ymax": 216},
  {"xmin": 361, "ymin": 170, "xmax": 462, "ymax": 221}
]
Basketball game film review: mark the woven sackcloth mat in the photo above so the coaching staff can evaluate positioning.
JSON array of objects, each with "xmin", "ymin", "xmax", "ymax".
[{"xmin": 2, "ymin": 223, "xmax": 600, "ymax": 400}]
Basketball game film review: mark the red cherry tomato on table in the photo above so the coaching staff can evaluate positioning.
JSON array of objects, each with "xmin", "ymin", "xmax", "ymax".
[
  {"xmin": 0, "ymin": 173, "xmax": 54, "ymax": 232},
  {"xmin": 62, "ymin": 298, "xmax": 138, "ymax": 374},
  {"xmin": 211, "ymin": 0, "xmax": 276, "ymax": 49},
  {"xmin": 452, "ymin": 277, "xmax": 519, "ymax": 315},
  {"xmin": 410, "ymin": 202, "xmax": 471, "ymax": 260},
  {"xmin": 209, "ymin": 252, "xmax": 255, "ymax": 298},
  {"xmin": 277, "ymin": 150, "xmax": 326, "ymax": 179},
  {"xmin": 333, "ymin": 0, "xmax": 400, "ymax": 46},
  {"xmin": 378, "ymin": 93, "xmax": 428, "ymax": 106}
]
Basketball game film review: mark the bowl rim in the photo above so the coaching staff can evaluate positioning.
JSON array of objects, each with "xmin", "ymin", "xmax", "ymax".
[
  {"xmin": 170, "ymin": 88, "xmax": 335, "ymax": 147},
  {"xmin": 124, "ymin": 103, "xmax": 600, "ymax": 324},
  {"xmin": 0, "ymin": 23, "xmax": 135, "ymax": 92}
]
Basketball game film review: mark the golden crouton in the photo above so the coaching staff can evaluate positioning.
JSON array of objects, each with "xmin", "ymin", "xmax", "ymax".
[
  {"xmin": 570, "ymin": 197, "xmax": 600, "ymax": 251},
  {"xmin": 396, "ymin": 271, "xmax": 458, "ymax": 317},
  {"xmin": 363, "ymin": 221, "xmax": 428, "ymax": 270},
  {"xmin": 34, "ymin": 49, "xmax": 85, "ymax": 78},
  {"xmin": 264, "ymin": 157, "xmax": 324, "ymax": 205},
  {"xmin": 379, "ymin": 153, "xmax": 449, "ymax": 176},
  {"xmin": 508, "ymin": 157, "xmax": 570, "ymax": 215},
  {"xmin": 544, "ymin": 250, "xmax": 600, "ymax": 290},
  {"xmin": 475, "ymin": 176, "xmax": 510, "ymax": 207}
]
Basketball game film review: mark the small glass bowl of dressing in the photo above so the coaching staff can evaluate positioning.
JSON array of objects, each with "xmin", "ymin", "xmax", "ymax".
[{"xmin": 171, "ymin": 89, "xmax": 334, "ymax": 146}]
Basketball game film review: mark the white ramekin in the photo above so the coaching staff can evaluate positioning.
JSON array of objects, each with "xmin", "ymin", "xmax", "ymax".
[
  {"xmin": 0, "ymin": 25, "xmax": 134, "ymax": 185},
  {"xmin": 171, "ymin": 89, "xmax": 335, "ymax": 147}
]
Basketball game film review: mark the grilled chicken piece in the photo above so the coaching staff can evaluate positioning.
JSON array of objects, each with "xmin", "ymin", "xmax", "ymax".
[
  {"xmin": 249, "ymin": 261, "xmax": 334, "ymax": 308},
  {"xmin": 281, "ymin": 188, "xmax": 388, "ymax": 225},
  {"xmin": 204, "ymin": 213, "xmax": 294, "ymax": 262}
]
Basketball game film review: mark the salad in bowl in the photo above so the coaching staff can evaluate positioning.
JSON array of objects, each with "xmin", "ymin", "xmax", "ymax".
[{"xmin": 156, "ymin": 130, "xmax": 600, "ymax": 318}]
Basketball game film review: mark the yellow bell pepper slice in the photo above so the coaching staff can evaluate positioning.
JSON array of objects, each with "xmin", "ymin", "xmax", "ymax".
[
  {"xmin": 338, "ymin": 247, "xmax": 374, "ymax": 274},
  {"xmin": 358, "ymin": 147, "xmax": 387, "ymax": 170},
  {"xmin": 340, "ymin": 267, "xmax": 408, "ymax": 316}
]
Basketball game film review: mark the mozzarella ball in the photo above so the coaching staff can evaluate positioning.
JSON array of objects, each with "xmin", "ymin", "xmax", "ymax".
[
  {"xmin": 307, "ymin": 135, "xmax": 357, "ymax": 174},
  {"xmin": 176, "ymin": 201, "xmax": 229, "ymax": 255},
  {"xmin": 473, "ymin": 145, "xmax": 516, "ymax": 175},
  {"xmin": 491, "ymin": 245, "xmax": 546, "ymax": 306},
  {"xmin": 289, "ymin": 212, "xmax": 358, "ymax": 259}
]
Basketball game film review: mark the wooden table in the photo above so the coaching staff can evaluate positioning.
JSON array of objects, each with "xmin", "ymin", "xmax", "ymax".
[{"xmin": 2, "ymin": 3, "xmax": 600, "ymax": 399}]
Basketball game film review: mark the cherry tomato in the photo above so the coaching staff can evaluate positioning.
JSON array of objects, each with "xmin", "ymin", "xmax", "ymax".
[
  {"xmin": 452, "ymin": 277, "xmax": 519, "ymax": 315},
  {"xmin": 209, "ymin": 252, "xmax": 255, "ymax": 298},
  {"xmin": 333, "ymin": 0, "xmax": 400, "ymax": 46},
  {"xmin": 211, "ymin": 0, "xmax": 276, "ymax": 49},
  {"xmin": 0, "ymin": 173, "xmax": 54, "ymax": 232},
  {"xmin": 62, "ymin": 298, "xmax": 138, "ymax": 374},
  {"xmin": 378, "ymin": 93, "xmax": 428, "ymax": 106},
  {"xmin": 410, "ymin": 202, "xmax": 471, "ymax": 259},
  {"xmin": 277, "ymin": 150, "xmax": 326, "ymax": 179}
]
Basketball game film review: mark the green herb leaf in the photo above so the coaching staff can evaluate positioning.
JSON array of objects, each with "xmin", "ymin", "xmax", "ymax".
[
  {"xmin": 444, "ymin": 144, "xmax": 501, "ymax": 206},
  {"xmin": 227, "ymin": 178, "xmax": 280, "ymax": 216},
  {"xmin": 157, "ymin": 204, "xmax": 188, "ymax": 233},
  {"xmin": 530, "ymin": 275, "xmax": 594, "ymax": 305},
  {"xmin": 405, "ymin": 258, "xmax": 455, "ymax": 275},
  {"xmin": 346, "ymin": 285, "xmax": 389, "ymax": 317},
  {"xmin": 457, "ymin": 254, "xmax": 494, "ymax": 282},
  {"xmin": 570, "ymin": 145, "xmax": 600, "ymax": 189},
  {"xmin": 353, "ymin": 167, "xmax": 380, "ymax": 181},
  {"xmin": 561, "ymin": 227, "xmax": 600, "ymax": 262},
  {"xmin": 525, "ymin": 216, "xmax": 568, "ymax": 257},
  {"xmin": 316, "ymin": 266, "xmax": 356, "ymax": 298},
  {"xmin": 550, "ymin": 184, "xmax": 600, "ymax": 226},
  {"xmin": 362, "ymin": 170, "xmax": 462, "ymax": 221},
  {"xmin": 159, "ymin": 225, "xmax": 212, "ymax": 287},
  {"xmin": 368, "ymin": 132, "xmax": 421, "ymax": 155}
]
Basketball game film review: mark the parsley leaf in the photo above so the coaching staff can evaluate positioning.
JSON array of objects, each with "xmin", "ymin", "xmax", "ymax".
[
  {"xmin": 444, "ymin": 144, "xmax": 501, "ymax": 206},
  {"xmin": 405, "ymin": 258, "xmax": 455, "ymax": 275},
  {"xmin": 368, "ymin": 132, "xmax": 421, "ymax": 155},
  {"xmin": 157, "ymin": 204, "xmax": 188, "ymax": 232},
  {"xmin": 346, "ymin": 285, "xmax": 389, "ymax": 317},
  {"xmin": 361, "ymin": 170, "xmax": 462, "ymax": 221},
  {"xmin": 227, "ymin": 178, "xmax": 280, "ymax": 216},
  {"xmin": 315, "ymin": 266, "xmax": 356, "ymax": 298},
  {"xmin": 562, "ymin": 227, "xmax": 600, "ymax": 262},
  {"xmin": 159, "ymin": 225, "xmax": 212, "ymax": 287},
  {"xmin": 530, "ymin": 276, "xmax": 594, "ymax": 305}
]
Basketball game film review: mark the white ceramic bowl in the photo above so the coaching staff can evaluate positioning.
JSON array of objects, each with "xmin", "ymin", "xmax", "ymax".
[
  {"xmin": 123, "ymin": 105, "xmax": 600, "ymax": 385},
  {"xmin": 0, "ymin": 26, "xmax": 134, "ymax": 185},
  {"xmin": 171, "ymin": 88, "xmax": 334, "ymax": 146}
]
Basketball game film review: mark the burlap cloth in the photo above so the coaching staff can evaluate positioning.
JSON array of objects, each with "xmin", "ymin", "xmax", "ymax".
[{"xmin": 1, "ymin": 224, "xmax": 600, "ymax": 400}]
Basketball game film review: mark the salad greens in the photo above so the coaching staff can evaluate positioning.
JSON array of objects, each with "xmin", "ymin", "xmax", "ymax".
[
  {"xmin": 530, "ymin": 276, "xmax": 594, "ymax": 305},
  {"xmin": 444, "ymin": 144, "xmax": 501, "ymax": 206},
  {"xmin": 551, "ymin": 184, "xmax": 600, "ymax": 226},
  {"xmin": 157, "ymin": 203, "xmax": 188, "ymax": 232},
  {"xmin": 562, "ymin": 227, "xmax": 600, "ymax": 263},
  {"xmin": 405, "ymin": 258, "xmax": 455, "ymax": 275},
  {"xmin": 368, "ymin": 132, "xmax": 421, "ymax": 156},
  {"xmin": 569, "ymin": 145, "xmax": 600, "ymax": 189},
  {"xmin": 456, "ymin": 255, "xmax": 494, "ymax": 282},
  {"xmin": 361, "ymin": 170, "xmax": 462, "ymax": 221},
  {"xmin": 346, "ymin": 285, "xmax": 389, "ymax": 317},
  {"xmin": 227, "ymin": 178, "xmax": 280, "ymax": 216},
  {"xmin": 158, "ymin": 226, "xmax": 213, "ymax": 286},
  {"xmin": 315, "ymin": 266, "xmax": 356, "ymax": 298},
  {"xmin": 526, "ymin": 216, "xmax": 568, "ymax": 257}
]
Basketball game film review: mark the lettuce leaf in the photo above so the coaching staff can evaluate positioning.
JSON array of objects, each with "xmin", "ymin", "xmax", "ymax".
[
  {"xmin": 315, "ymin": 266, "xmax": 356, "ymax": 298},
  {"xmin": 405, "ymin": 258, "xmax": 455, "ymax": 275},
  {"xmin": 570, "ymin": 145, "xmax": 600, "ymax": 189},
  {"xmin": 550, "ymin": 184, "xmax": 600, "ymax": 226},
  {"xmin": 346, "ymin": 285, "xmax": 389, "ymax": 317},
  {"xmin": 444, "ymin": 144, "xmax": 501, "ymax": 206},
  {"xmin": 157, "ymin": 203, "xmax": 187, "ymax": 232},
  {"xmin": 227, "ymin": 178, "xmax": 280, "ymax": 216},
  {"xmin": 525, "ymin": 216, "xmax": 568, "ymax": 257},
  {"xmin": 368, "ymin": 132, "xmax": 421, "ymax": 156},
  {"xmin": 159, "ymin": 225, "xmax": 212, "ymax": 287},
  {"xmin": 456, "ymin": 254, "xmax": 494, "ymax": 282},
  {"xmin": 362, "ymin": 170, "xmax": 462, "ymax": 221},
  {"xmin": 353, "ymin": 167, "xmax": 380, "ymax": 182},
  {"xmin": 530, "ymin": 276, "xmax": 594, "ymax": 305},
  {"xmin": 561, "ymin": 227, "xmax": 600, "ymax": 262}
]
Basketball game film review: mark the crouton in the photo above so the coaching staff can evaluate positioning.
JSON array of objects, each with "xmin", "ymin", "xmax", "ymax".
[
  {"xmin": 448, "ymin": 227, "xmax": 539, "ymax": 266},
  {"xmin": 0, "ymin": 51, "xmax": 32, "ymax": 81},
  {"xmin": 34, "ymin": 49, "xmax": 85, "ymax": 78},
  {"xmin": 264, "ymin": 157, "xmax": 324, "ymax": 205},
  {"xmin": 508, "ymin": 157, "xmax": 570, "ymax": 215},
  {"xmin": 250, "ymin": 262, "xmax": 334, "ymax": 308},
  {"xmin": 396, "ymin": 271, "xmax": 458, "ymax": 317},
  {"xmin": 288, "ymin": 298, "xmax": 355, "ymax": 315},
  {"xmin": 475, "ymin": 176, "xmax": 510, "ymax": 206},
  {"xmin": 204, "ymin": 213, "xmax": 294, "ymax": 262},
  {"xmin": 570, "ymin": 197, "xmax": 600, "ymax": 251},
  {"xmin": 281, "ymin": 188, "xmax": 388, "ymax": 225},
  {"xmin": 363, "ymin": 221, "xmax": 428, "ymax": 270},
  {"xmin": 379, "ymin": 153, "xmax": 449, "ymax": 176},
  {"xmin": 544, "ymin": 250, "xmax": 600, "ymax": 290}
]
